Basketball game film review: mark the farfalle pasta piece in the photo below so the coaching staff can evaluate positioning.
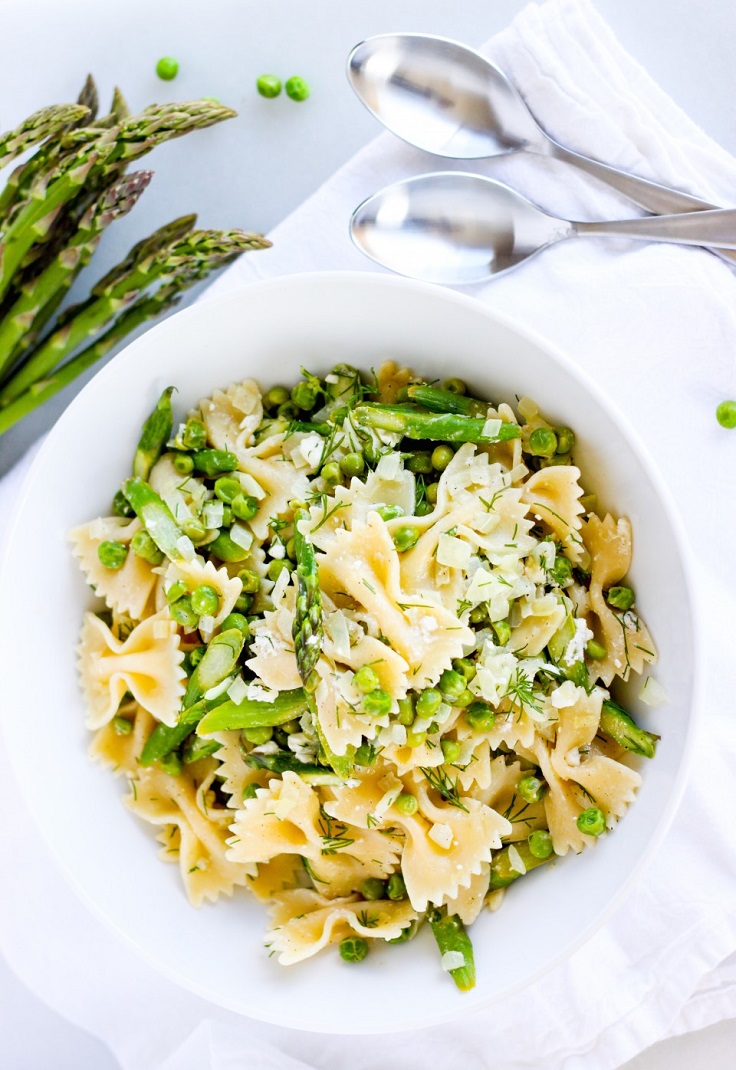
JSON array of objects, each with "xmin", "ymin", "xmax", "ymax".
[
  {"xmin": 583, "ymin": 514, "xmax": 656, "ymax": 685},
  {"xmin": 236, "ymin": 449, "xmax": 310, "ymax": 542},
  {"xmin": 199, "ymin": 379, "xmax": 263, "ymax": 457},
  {"xmin": 376, "ymin": 359, "xmax": 416, "ymax": 403},
  {"xmin": 442, "ymin": 863, "xmax": 491, "ymax": 925},
  {"xmin": 509, "ymin": 594, "xmax": 566, "ymax": 657},
  {"xmin": 126, "ymin": 761, "xmax": 255, "ymax": 905},
  {"xmin": 265, "ymin": 889, "xmax": 417, "ymax": 964},
  {"xmin": 318, "ymin": 513, "xmax": 473, "ymax": 690},
  {"xmin": 307, "ymin": 458, "xmax": 416, "ymax": 552},
  {"xmin": 89, "ymin": 700, "xmax": 155, "ymax": 777},
  {"xmin": 78, "ymin": 609, "xmax": 186, "ymax": 728},
  {"xmin": 164, "ymin": 557, "xmax": 242, "ymax": 629},
  {"xmin": 528, "ymin": 736, "xmax": 594, "ymax": 856},
  {"xmin": 521, "ymin": 466, "xmax": 586, "ymax": 563},
  {"xmin": 69, "ymin": 516, "xmax": 157, "ymax": 619},
  {"xmin": 209, "ymin": 729, "xmax": 271, "ymax": 807}
]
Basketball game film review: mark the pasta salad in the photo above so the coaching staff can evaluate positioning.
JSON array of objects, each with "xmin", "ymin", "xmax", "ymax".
[{"xmin": 71, "ymin": 362, "xmax": 659, "ymax": 990}]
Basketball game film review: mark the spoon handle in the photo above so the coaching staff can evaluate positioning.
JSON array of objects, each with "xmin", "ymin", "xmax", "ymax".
[{"xmin": 575, "ymin": 207, "xmax": 736, "ymax": 250}]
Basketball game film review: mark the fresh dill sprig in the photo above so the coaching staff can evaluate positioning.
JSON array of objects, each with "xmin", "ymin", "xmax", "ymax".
[
  {"xmin": 420, "ymin": 766, "xmax": 469, "ymax": 812},
  {"xmin": 502, "ymin": 668, "xmax": 543, "ymax": 715}
]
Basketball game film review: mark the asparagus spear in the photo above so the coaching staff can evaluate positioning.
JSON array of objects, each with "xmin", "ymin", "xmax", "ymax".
[
  {"xmin": 488, "ymin": 841, "xmax": 553, "ymax": 889},
  {"xmin": 0, "ymin": 170, "xmax": 152, "ymax": 378},
  {"xmin": 352, "ymin": 403, "xmax": 521, "ymax": 444},
  {"xmin": 73, "ymin": 75, "xmax": 99, "ymax": 126},
  {"xmin": 138, "ymin": 690, "xmax": 230, "ymax": 766},
  {"xmin": 1, "ymin": 227, "xmax": 269, "ymax": 404},
  {"xmin": 121, "ymin": 477, "xmax": 187, "ymax": 560},
  {"xmin": 244, "ymin": 748, "xmax": 344, "ymax": 785},
  {"xmin": 196, "ymin": 686, "xmax": 308, "ymax": 734},
  {"xmin": 133, "ymin": 385, "xmax": 174, "ymax": 481},
  {"xmin": 0, "ymin": 104, "xmax": 90, "ymax": 170},
  {"xmin": 427, "ymin": 907, "xmax": 476, "ymax": 992},
  {"xmin": 600, "ymin": 698, "xmax": 659, "ymax": 758},
  {"xmin": 292, "ymin": 508, "xmax": 323, "ymax": 686},
  {"xmin": 406, "ymin": 384, "xmax": 489, "ymax": 417},
  {"xmin": 183, "ymin": 628, "xmax": 245, "ymax": 708}
]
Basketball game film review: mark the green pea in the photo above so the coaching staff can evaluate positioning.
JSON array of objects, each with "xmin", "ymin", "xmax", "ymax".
[
  {"xmin": 441, "ymin": 739, "xmax": 461, "ymax": 764},
  {"xmin": 407, "ymin": 452, "xmax": 432, "ymax": 474},
  {"xmin": 277, "ymin": 401, "xmax": 299, "ymax": 420},
  {"xmin": 395, "ymin": 792, "xmax": 418, "ymax": 815},
  {"xmin": 191, "ymin": 584, "xmax": 219, "ymax": 617},
  {"xmin": 340, "ymin": 452, "xmax": 365, "ymax": 478},
  {"xmin": 452, "ymin": 688, "xmax": 475, "ymax": 708},
  {"xmin": 231, "ymin": 494, "xmax": 258, "ymax": 521},
  {"xmin": 577, "ymin": 807, "xmax": 607, "ymax": 837},
  {"xmin": 396, "ymin": 696, "xmax": 415, "ymax": 726},
  {"xmin": 169, "ymin": 596, "xmax": 199, "ymax": 630},
  {"xmin": 209, "ymin": 530, "xmax": 251, "ymax": 562},
  {"xmin": 191, "ymin": 449, "xmax": 238, "ymax": 478},
  {"xmin": 586, "ymin": 639, "xmax": 607, "ymax": 660},
  {"xmin": 235, "ymin": 592, "xmax": 253, "ymax": 613},
  {"xmin": 393, "ymin": 525, "xmax": 419, "ymax": 552},
  {"xmin": 606, "ymin": 585, "xmax": 635, "ymax": 611},
  {"xmin": 244, "ymin": 725, "xmax": 273, "ymax": 745},
  {"xmin": 465, "ymin": 701, "xmax": 496, "ymax": 732},
  {"xmin": 267, "ymin": 558, "xmax": 291, "ymax": 582},
  {"xmin": 470, "ymin": 605, "xmax": 489, "ymax": 625},
  {"xmin": 256, "ymin": 73, "xmax": 282, "ymax": 98},
  {"xmin": 431, "ymin": 445, "xmax": 454, "ymax": 471},
  {"xmin": 181, "ymin": 417, "xmax": 207, "ymax": 451},
  {"xmin": 426, "ymin": 482, "xmax": 439, "ymax": 504},
  {"xmin": 172, "ymin": 452, "xmax": 194, "ymax": 475},
  {"xmin": 492, "ymin": 620, "xmax": 511, "ymax": 646},
  {"xmin": 377, "ymin": 504, "xmax": 404, "ymax": 522},
  {"xmin": 97, "ymin": 540, "xmax": 128, "ymax": 570},
  {"xmin": 353, "ymin": 665, "xmax": 380, "ymax": 694},
  {"xmin": 291, "ymin": 380, "xmax": 320, "ymax": 410},
  {"xmin": 156, "ymin": 56, "xmax": 179, "ymax": 81},
  {"xmin": 405, "ymin": 730, "xmax": 426, "ymax": 749},
  {"xmin": 354, "ymin": 742, "xmax": 377, "ymax": 766},
  {"xmin": 160, "ymin": 752, "xmax": 183, "ymax": 776},
  {"xmin": 221, "ymin": 505, "xmax": 233, "ymax": 527},
  {"xmin": 264, "ymin": 385, "xmax": 290, "ymax": 409},
  {"xmin": 280, "ymin": 719, "xmax": 301, "ymax": 735},
  {"xmin": 387, "ymin": 873, "xmax": 407, "ymax": 900},
  {"xmin": 112, "ymin": 715, "xmax": 133, "ymax": 736},
  {"xmin": 321, "ymin": 461, "xmax": 341, "ymax": 484},
  {"xmin": 438, "ymin": 669, "xmax": 466, "ymax": 701},
  {"xmin": 442, "ymin": 378, "xmax": 466, "ymax": 395},
  {"xmin": 214, "ymin": 476, "xmax": 242, "ymax": 503},
  {"xmin": 112, "ymin": 490, "xmax": 134, "ymax": 517},
  {"xmin": 363, "ymin": 689, "xmax": 392, "ymax": 716},
  {"xmin": 517, "ymin": 775, "xmax": 547, "ymax": 804},
  {"xmin": 528, "ymin": 427, "xmax": 558, "ymax": 458},
  {"xmin": 237, "ymin": 568, "xmax": 261, "ymax": 593},
  {"xmin": 184, "ymin": 646, "xmax": 205, "ymax": 672},
  {"xmin": 220, "ymin": 612, "xmax": 250, "ymax": 639},
  {"xmin": 339, "ymin": 936, "xmax": 368, "ymax": 963},
  {"xmin": 181, "ymin": 517, "xmax": 207, "ymax": 543},
  {"xmin": 285, "ymin": 75, "xmax": 310, "ymax": 101},
  {"xmin": 528, "ymin": 830, "xmax": 554, "ymax": 859},
  {"xmin": 716, "ymin": 400, "xmax": 736, "ymax": 429},
  {"xmin": 166, "ymin": 579, "xmax": 189, "ymax": 603},
  {"xmin": 361, "ymin": 877, "xmax": 386, "ymax": 900},
  {"xmin": 243, "ymin": 783, "xmax": 259, "ymax": 800},
  {"xmin": 550, "ymin": 554, "xmax": 572, "ymax": 585},
  {"xmin": 555, "ymin": 427, "xmax": 575, "ymax": 454},
  {"xmin": 415, "ymin": 501, "xmax": 433, "ymax": 517},
  {"xmin": 453, "ymin": 657, "xmax": 476, "ymax": 682},
  {"xmin": 416, "ymin": 688, "xmax": 442, "ymax": 719}
]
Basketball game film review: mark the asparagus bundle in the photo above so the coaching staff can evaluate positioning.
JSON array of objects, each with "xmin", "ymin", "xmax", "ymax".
[{"xmin": 0, "ymin": 78, "xmax": 271, "ymax": 444}]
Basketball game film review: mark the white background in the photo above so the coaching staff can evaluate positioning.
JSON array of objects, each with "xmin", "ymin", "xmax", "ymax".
[{"xmin": 1, "ymin": 0, "xmax": 735, "ymax": 1066}]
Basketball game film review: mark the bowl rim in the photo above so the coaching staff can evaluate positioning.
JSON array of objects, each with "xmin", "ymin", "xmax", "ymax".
[{"xmin": 0, "ymin": 270, "xmax": 703, "ymax": 1032}]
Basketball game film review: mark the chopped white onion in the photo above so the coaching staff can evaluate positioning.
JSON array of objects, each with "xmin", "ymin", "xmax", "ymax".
[
  {"xmin": 436, "ymin": 533, "xmax": 472, "ymax": 569},
  {"xmin": 198, "ymin": 614, "xmax": 215, "ymax": 640},
  {"xmin": 237, "ymin": 472, "xmax": 266, "ymax": 500},
  {"xmin": 202, "ymin": 501, "xmax": 224, "ymax": 529},
  {"xmin": 325, "ymin": 610, "xmax": 351, "ymax": 659},
  {"xmin": 482, "ymin": 418, "xmax": 502, "ymax": 440},
  {"xmin": 229, "ymin": 523, "xmax": 253, "ymax": 551},
  {"xmin": 375, "ymin": 452, "xmax": 402, "ymax": 480},
  {"xmin": 428, "ymin": 822, "xmax": 453, "ymax": 849},
  {"xmin": 639, "ymin": 676, "xmax": 669, "ymax": 708},
  {"xmin": 508, "ymin": 844, "xmax": 526, "ymax": 875},
  {"xmin": 204, "ymin": 676, "xmax": 235, "ymax": 701},
  {"xmin": 226, "ymin": 675, "xmax": 248, "ymax": 704},
  {"xmin": 175, "ymin": 535, "xmax": 196, "ymax": 560},
  {"xmin": 441, "ymin": 951, "xmax": 466, "ymax": 972}
]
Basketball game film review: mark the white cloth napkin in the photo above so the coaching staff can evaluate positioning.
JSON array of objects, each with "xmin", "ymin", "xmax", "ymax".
[{"xmin": 3, "ymin": 0, "xmax": 736, "ymax": 1067}]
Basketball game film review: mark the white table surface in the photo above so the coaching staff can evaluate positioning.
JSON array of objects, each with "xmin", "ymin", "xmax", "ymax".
[{"xmin": 1, "ymin": 0, "xmax": 735, "ymax": 1066}]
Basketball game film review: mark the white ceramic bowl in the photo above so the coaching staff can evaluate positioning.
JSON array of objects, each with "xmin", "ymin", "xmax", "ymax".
[{"xmin": 0, "ymin": 272, "xmax": 698, "ymax": 1032}]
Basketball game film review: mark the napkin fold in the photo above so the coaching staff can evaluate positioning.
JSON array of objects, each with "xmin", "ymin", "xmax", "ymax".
[{"xmin": 2, "ymin": 1, "xmax": 736, "ymax": 1068}]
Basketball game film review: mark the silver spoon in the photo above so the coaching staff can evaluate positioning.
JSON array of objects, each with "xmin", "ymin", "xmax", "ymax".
[
  {"xmin": 350, "ymin": 172, "xmax": 736, "ymax": 285},
  {"xmin": 347, "ymin": 33, "xmax": 724, "ymax": 220}
]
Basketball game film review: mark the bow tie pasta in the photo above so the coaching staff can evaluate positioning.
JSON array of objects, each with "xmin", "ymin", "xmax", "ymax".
[{"xmin": 71, "ymin": 364, "xmax": 662, "ymax": 991}]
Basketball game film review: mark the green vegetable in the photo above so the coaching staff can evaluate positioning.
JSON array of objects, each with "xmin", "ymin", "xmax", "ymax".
[
  {"xmin": 354, "ymin": 742, "xmax": 377, "ymax": 766},
  {"xmin": 285, "ymin": 76, "xmax": 310, "ymax": 102},
  {"xmin": 220, "ymin": 612, "xmax": 249, "ymax": 639},
  {"xmin": 517, "ymin": 775, "xmax": 547, "ymax": 804},
  {"xmin": 231, "ymin": 494, "xmax": 258, "ymax": 521},
  {"xmin": 387, "ymin": 873, "xmax": 407, "ymax": 900},
  {"xmin": 340, "ymin": 452, "xmax": 364, "ymax": 477},
  {"xmin": 431, "ymin": 445, "xmax": 454, "ymax": 471},
  {"xmin": 443, "ymin": 378, "xmax": 466, "ymax": 394},
  {"xmin": 360, "ymin": 877, "xmax": 386, "ymax": 900},
  {"xmin": 246, "ymin": 748, "xmax": 342, "ymax": 786},
  {"xmin": 377, "ymin": 505, "xmax": 404, "ymax": 521},
  {"xmin": 426, "ymin": 482, "xmax": 439, "ymax": 504},
  {"xmin": 464, "ymin": 701, "xmax": 495, "ymax": 732},
  {"xmin": 453, "ymin": 657, "xmax": 476, "ymax": 682},
  {"xmin": 547, "ymin": 612, "xmax": 576, "ymax": 664},
  {"xmin": 353, "ymin": 665, "xmax": 380, "ymax": 694},
  {"xmin": 181, "ymin": 735, "xmax": 221, "ymax": 764},
  {"xmin": 716, "ymin": 400, "xmax": 736, "ymax": 429},
  {"xmin": 352, "ymin": 404, "xmax": 520, "ymax": 444},
  {"xmin": 555, "ymin": 427, "xmax": 575, "ymax": 454},
  {"xmin": 183, "ymin": 627, "xmax": 244, "ymax": 708},
  {"xmin": 268, "ymin": 558, "xmax": 290, "ymax": 582},
  {"xmin": 172, "ymin": 452, "xmax": 194, "ymax": 475},
  {"xmin": 264, "ymin": 385, "xmax": 290, "ymax": 408},
  {"xmin": 606, "ymin": 585, "xmax": 635, "ymax": 611},
  {"xmin": 427, "ymin": 907, "xmax": 475, "ymax": 992},
  {"xmin": 181, "ymin": 517, "xmax": 206, "ymax": 543},
  {"xmin": 438, "ymin": 669, "xmax": 465, "ymax": 702},
  {"xmin": 112, "ymin": 490, "xmax": 134, "ymax": 517},
  {"xmin": 133, "ymin": 387, "xmax": 174, "ymax": 480},
  {"xmin": 416, "ymin": 688, "xmax": 441, "ymax": 719},
  {"xmin": 441, "ymin": 739, "xmax": 461, "ymax": 764},
  {"xmin": 196, "ymin": 686, "xmax": 307, "ymax": 734},
  {"xmin": 122, "ymin": 477, "xmax": 186, "ymax": 560},
  {"xmin": 363, "ymin": 689, "xmax": 391, "ymax": 716},
  {"xmin": 406, "ymin": 384, "xmax": 487, "ymax": 417},
  {"xmin": 112, "ymin": 715, "xmax": 133, "ymax": 736},
  {"xmin": 166, "ymin": 580, "xmax": 188, "ymax": 603},
  {"xmin": 407, "ymin": 452, "xmax": 432, "ymax": 474},
  {"xmin": 256, "ymin": 74, "xmax": 282, "ymax": 98},
  {"xmin": 395, "ymin": 792, "xmax": 418, "ymax": 815},
  {"xmin": 190, "ymin": 584, "xmax": 219, "ymax": 617},
  {"xmin": 130, "ymin": 529, "xmax": 164, "ymax": 565},
  {"xmin": 393, "ymin": 525, "xmax": 419, "ymax": 552},
  {"xmin": 527, "ymin": 830, "xmax": 554, "ymax": 859},
  {"xmin": 489, "ymin": 841, "xmax": 553, "ymax": 889},
  {"xmin": 209, "ymin": 530, "xmax": 251, "ymax": 562},
  {"xmin": 214, "ymin": 476, "xmax": 242, "ymax": 503},
  {"xmin": 291, "ymin": 508, "xmax": 323, "ymax": 687},
  {"xmin": 0, "ymin": 102, "xmax": 90, "ymax": 169},
  {"xmin": 97, "ymin": 540, "xmax": 128, "ymax": 570},
  {"xmin": 577, "ymin": 807, "xmax": 607, "ymax": 837},
  {"xmin": 396, "ymin": 696, "xmax": 415, "ymax": 726},
  {"xmin": 339, "ymin": 937, "xmax": 368, "ymax": 963},
  {"xmin": 191, "ymin": 449, "xmax": 237, "ymax": 477},
  {"xmin": 156, "ymin": 57, "xmax": 180, "ymax": 81},
  {"xmin": 244, "ymin": 725, "xmax": 273, "ymax": 745},
  {"xmin": 169, "ymin": 597, "xmax": 199, "ymax": 630},
  {"xmin": 291, "ymin": 379, "xmax": 320, "ymax": 410},
  {"xmin": 491, "ymin": 620, "xmax": 510, "ymax": 645},
  {"xmin": 528, "ymin": 427, "xmax": 557, "ymax": 458},
  {"xmin": 237, "ymin": 568, "xmax": 261, "ymax": 593},
  {"xmin": 549, "ymin": 554, "xmax": 572, "ymax": 586},
  {"xmin": 600, "ymin": 698, "xmax": 659, "ymax": 758},
  {"xmin": 159, "ymin": 752, "xmax": 182, "ymax": 776},
  {"xmin": 321, "ymin": 461, "xmax": 341, "ymax": 484},
  {"xmin": 586, "ymin": 639, "xmax": 607, "ymax": 660}
]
